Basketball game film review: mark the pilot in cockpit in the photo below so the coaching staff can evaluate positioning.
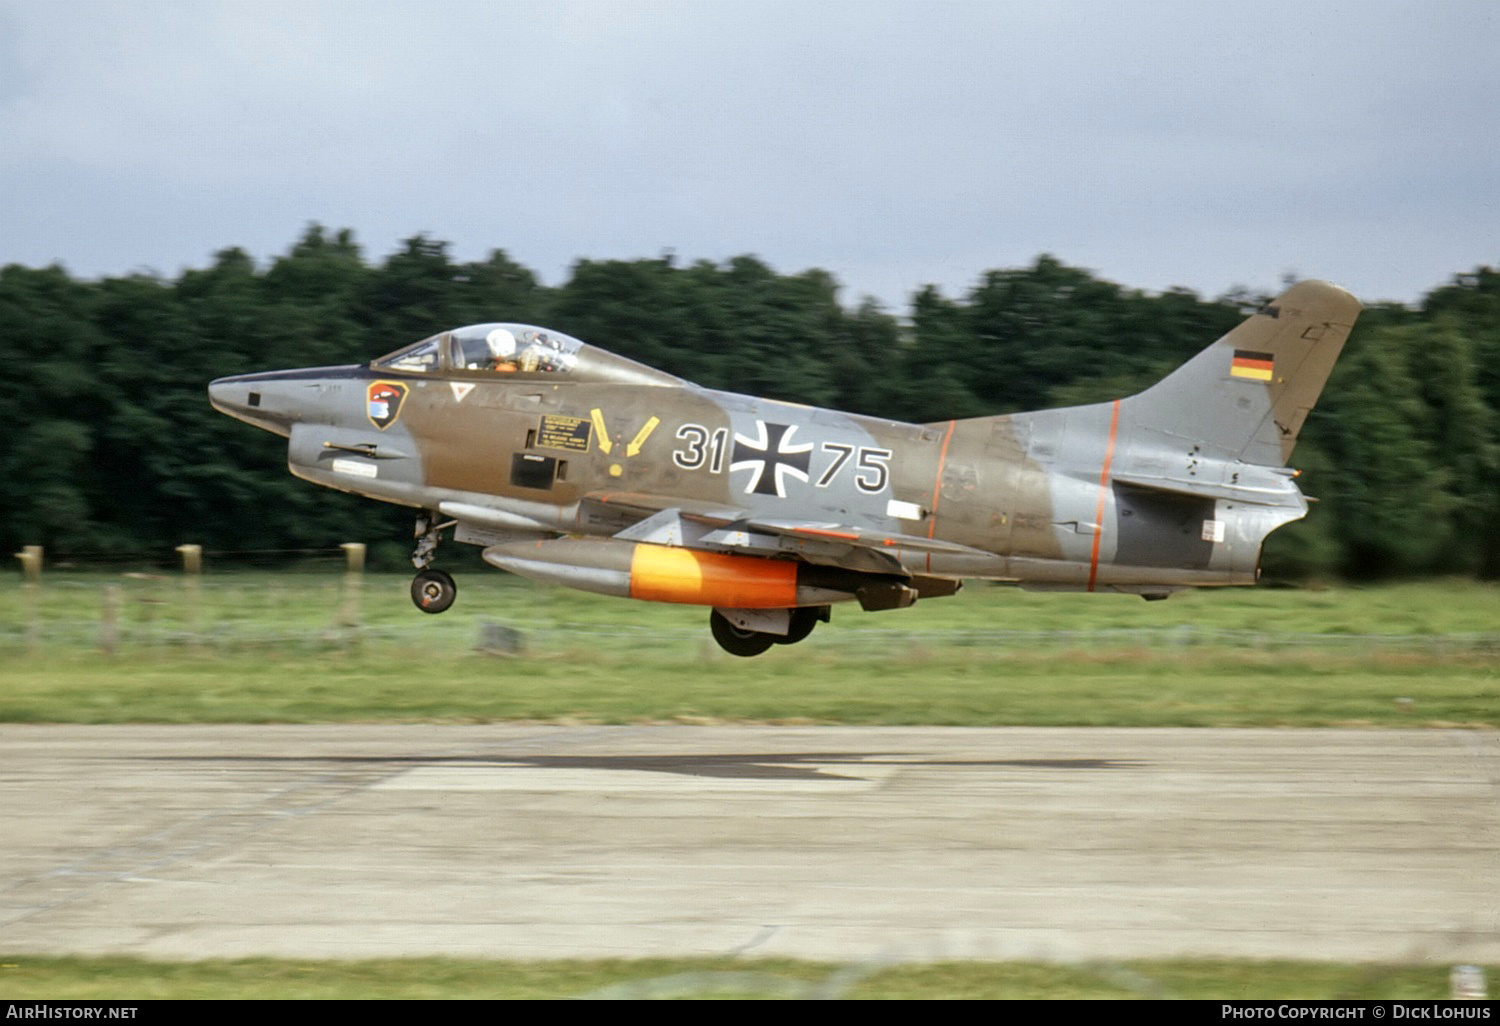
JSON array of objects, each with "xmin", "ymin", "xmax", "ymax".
[
  {"xmin": 484, "ymin": 327, "xmax": 520, "ymax": 372},
  {"xmin": 447, "ymin": 324, "xmax": 577, "ymax": 374}
]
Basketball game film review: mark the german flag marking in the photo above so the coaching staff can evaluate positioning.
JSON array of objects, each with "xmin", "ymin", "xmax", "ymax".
[{"xmin": 1230, "ymin": 349, "xmax": 1274, "ymax": 381}]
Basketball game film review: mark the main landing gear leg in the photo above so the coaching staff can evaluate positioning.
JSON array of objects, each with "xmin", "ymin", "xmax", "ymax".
[
  {"xmin": 412, "ymin": 511, "xmax": 447, "ymax": 570},
  {"xmin": 709, "ymin": 606, "xmax": 830, "ymax": 657},
  {"xmin": 410, "ymin": 512, "xmax": 458, "ymax": 614}
]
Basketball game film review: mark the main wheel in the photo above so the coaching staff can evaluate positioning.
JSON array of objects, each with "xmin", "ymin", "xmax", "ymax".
[
  {"xmin": 709, "ymin": 609, "xmax": 776, "ymax": 657},
  {"xmin": 773, "ymin": 606, "xmax": 826, "ymax": 645},
  {"xmin": 411, "ymin": 568, "xmax": 457, "ymax": 614}
]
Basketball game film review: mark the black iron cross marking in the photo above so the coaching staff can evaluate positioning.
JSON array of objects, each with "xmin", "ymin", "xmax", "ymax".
[{"xmin": 730, "ymin": 421, "xmax": 812, "ymax": 497}]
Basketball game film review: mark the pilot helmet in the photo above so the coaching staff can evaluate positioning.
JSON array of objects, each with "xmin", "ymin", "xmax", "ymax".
[{"xmin": 485, "ymin": 328, "xmax": 517, "ymax": 360}]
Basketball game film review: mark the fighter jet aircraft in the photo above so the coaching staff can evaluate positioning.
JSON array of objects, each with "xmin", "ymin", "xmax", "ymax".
[{"xmin": 209, "ymin": 280, "xmax": 1360, "ymax": 655}]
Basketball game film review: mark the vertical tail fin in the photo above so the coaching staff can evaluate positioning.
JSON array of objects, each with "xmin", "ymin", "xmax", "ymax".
[{"xmin": 1126, "ymin": 280, "xmax": 1361, "ymax": 466}]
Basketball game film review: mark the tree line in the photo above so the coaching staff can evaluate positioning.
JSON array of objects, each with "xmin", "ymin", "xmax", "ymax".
[{"xmin": 2, "ymin": 224, "xmax": 1496, "ymax": 578}]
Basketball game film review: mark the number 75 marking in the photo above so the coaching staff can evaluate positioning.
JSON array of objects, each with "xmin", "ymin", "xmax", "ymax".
[{"xmin": 817, "ymin": 443, "xmax": 890, "ymax": 493}]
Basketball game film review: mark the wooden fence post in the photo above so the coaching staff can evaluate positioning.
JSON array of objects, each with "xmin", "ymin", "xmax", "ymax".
[
  {"xmin": 16, "ymin": 546, "xmax": 42, "ymax": 654},
  {"xmin": 339, "ymin": 543, "xmax": 366, "ymax": 639},
  {"xmin": 175, "ymin": 545, "xmax": 202, "ymax": 644}
]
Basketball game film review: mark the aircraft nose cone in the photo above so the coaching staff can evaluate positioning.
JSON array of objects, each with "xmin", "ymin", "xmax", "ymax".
[
  {"xmin": 208, "ymin": 365, "xmax": 365, "ymax": 436},
  {"xmin": 207, "ymin": 376, "xmax": 234, "ymax": 412},
  {"xmin": 207, "ymin": 372, "xmax": 294, "ymax": 436},
  {"xmin": 208, "ymin": 374, "xmax": 257, "ymax": 417}
]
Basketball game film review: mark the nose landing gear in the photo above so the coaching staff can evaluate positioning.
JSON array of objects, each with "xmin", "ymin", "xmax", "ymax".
[{"xmin": 410, "ymin": 511, "xmax": 458, "ymax": 614}]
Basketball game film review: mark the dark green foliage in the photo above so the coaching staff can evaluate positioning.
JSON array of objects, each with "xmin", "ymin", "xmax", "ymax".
[
  {"xmin": 1312, "ymin": 328, "xmax": 1455, "ymax": 574},
  {"xmin": 549, "ymin": 255, "xmax": 849, "ymax": 407},
  {"xmin": 0, "ymin": 230, "xmax": 1494, "ymax": 580},
  {"xmin": 0, "ymin": 265, "xmax": 106, "ymax": 551},
  {"xmin": 1419, "ymin": 268, "xmax": 1500, "ymax": 576},
  {"xmin": 958, "ymin": 255, "xmax": 1244, "ymax": 414}
]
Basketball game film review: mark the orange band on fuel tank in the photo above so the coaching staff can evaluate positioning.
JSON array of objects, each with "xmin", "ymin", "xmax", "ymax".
[{"xmin": 628, "ymin": 545, "xmax": 799, "ymax": 608}]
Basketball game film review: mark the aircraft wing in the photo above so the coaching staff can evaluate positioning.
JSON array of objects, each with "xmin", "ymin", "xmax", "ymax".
[
  {"xmin": 579, "ymin": 490, "xmax": 993, "ymax": 577},
  {"xmin": 578, "ymin": 489, "xmax": 749, "ymax": 526},
  {"xmin": 744, "ymin": 517, "xmax": 996, "ymax": 556}
]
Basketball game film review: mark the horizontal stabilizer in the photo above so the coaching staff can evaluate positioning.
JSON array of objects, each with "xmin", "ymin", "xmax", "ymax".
[{"xmin": 1110, "ymin": 469, "xmax": 1304, "ymax": 508}]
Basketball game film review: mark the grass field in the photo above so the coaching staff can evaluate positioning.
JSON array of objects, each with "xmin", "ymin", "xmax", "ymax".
[
  {"xmin": 0, "ymin": 955, "xmax": 1490, "ymax": 1000},
  {"xmin": 4, "ymin": 573, "xmax": 1497, "ymax": 999},
  {"xmin": 2, "ymin": 572, "xmax": 1497, "ymax": 726}
]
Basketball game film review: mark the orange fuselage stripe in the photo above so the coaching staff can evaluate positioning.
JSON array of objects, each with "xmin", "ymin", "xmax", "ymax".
[
  {"xmin": 925, "ymin": 419, "xmax": 958, "ymax": 573},
  {"xmin": 1087, "ymin": 400, "xmax": 1122, "ymax": 592}
]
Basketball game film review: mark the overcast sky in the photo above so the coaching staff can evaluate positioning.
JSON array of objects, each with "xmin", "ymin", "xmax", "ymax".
[{"xmin": 1, "ymin": 0, "xmax": 1496, "ymax": 311}]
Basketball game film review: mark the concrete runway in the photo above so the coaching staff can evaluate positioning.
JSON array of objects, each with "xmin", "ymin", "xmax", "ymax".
[{"xmin": 1, "ymin": 725, "xmax": 1497, "ymax": 964}]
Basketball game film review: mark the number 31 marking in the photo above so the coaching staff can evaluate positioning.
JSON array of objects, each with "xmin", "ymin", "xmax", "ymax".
[{"xmin": 672, "ymin": 425, "xmax": 728, "ymax": 473}]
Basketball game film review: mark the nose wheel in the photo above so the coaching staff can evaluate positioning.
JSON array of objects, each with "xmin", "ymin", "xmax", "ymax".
[{"xmin": 411, "ymin": 568, "xmax": 457, "ymax": 614}]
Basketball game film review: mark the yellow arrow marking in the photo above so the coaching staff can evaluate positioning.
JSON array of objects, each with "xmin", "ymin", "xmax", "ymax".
[
  {"xmin": 626, "ymin": 416, "xmax": 660, "ymax": 457},
  {"xmin": 590, "ymin": 408, "xmax": 612, "ymax": 455}
]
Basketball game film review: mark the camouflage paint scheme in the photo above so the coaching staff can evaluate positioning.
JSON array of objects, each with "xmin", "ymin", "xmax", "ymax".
[{"xmin": 209, "ymin": 281, "xmax": 1361, "ymax": 654}]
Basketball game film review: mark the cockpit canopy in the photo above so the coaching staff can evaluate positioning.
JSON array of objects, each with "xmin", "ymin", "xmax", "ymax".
[{"xmin": 372, "ymin": 322, "xmax": 681, "ymax": 387}]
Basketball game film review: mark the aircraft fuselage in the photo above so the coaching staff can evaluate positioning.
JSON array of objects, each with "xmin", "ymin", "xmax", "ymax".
[{"xmin": 209, "ymin": 282, "xmax": 1360, "ymax": 653}]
